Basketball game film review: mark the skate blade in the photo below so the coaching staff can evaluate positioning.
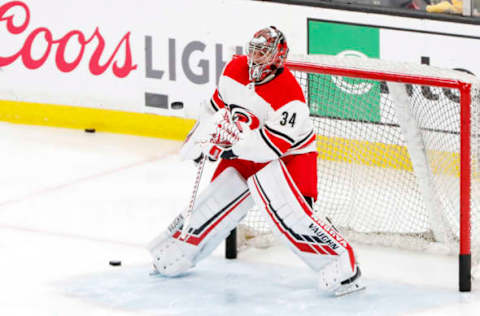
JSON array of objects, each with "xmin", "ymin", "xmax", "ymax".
[
  {"xmin": 149, "ymin": 264, "xmax": 161, "ymax": 276},
  {"xmin": 334, "ymin": 282, "xmax": 366, "ymax": 297}
]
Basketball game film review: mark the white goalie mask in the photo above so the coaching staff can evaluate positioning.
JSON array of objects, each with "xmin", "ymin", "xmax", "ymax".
[{"xmin": 246, "ymin": 26, "xmax": 289, "ymax": 82}]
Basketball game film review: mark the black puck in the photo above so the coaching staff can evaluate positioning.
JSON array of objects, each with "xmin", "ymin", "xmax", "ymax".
[
  {"xmin": 171, "ymin": 101, "xmax": 184, "ymax": 109},
  {"xmin": 109, "ymin": 260, "xmax": 121, "ymax": 266},
  {"xmin": 85, "ymin": 128, "xmax": 96, "ymax": 133}
]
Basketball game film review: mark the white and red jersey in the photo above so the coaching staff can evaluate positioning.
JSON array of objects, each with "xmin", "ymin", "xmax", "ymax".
[{"xmin": 209, "ymin": 55, "xmax": 316, "ymax": 163}]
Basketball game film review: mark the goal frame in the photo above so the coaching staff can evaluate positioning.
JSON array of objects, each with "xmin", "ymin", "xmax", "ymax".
[{"xmin": 225, "ymin": 59, "xmax": 473, "ymax": 292}]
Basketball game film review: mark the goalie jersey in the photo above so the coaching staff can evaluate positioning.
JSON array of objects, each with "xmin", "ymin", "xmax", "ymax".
[{"xmin": 210, "ymin": 55, "xmax": 316, "ymax": 163}]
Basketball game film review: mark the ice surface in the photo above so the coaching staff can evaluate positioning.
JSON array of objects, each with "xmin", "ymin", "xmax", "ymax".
[
  {"xmin": 0, "ymin": 122, "xmax": 479, "ymax": 316},
  {"xmin": 61, "ymin": 258, "xmax": 465, "ymax": 316}
]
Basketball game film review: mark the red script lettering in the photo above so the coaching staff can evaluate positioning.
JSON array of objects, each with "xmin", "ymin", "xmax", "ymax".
[{"xmin": 0, "ymin": 1, "xmax": 137, "ymax": 78}]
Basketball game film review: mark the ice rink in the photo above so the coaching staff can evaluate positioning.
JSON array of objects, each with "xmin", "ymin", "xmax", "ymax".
[{"xmin": 1, "ymin": 121, "xmax": 479, "ymax": 316}]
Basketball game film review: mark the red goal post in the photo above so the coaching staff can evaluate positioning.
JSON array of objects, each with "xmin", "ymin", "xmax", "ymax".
[
  {"xmin": 289, "ymin": 58, "xmax": 473, "ymax": 291},
  {"xmin": 225, "ymin": 54, "xmax": 479, "ymax": 292}
]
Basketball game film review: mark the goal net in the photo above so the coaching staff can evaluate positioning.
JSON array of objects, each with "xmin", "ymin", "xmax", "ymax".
[{"xmin": 233, "ymin": 54, "xmax": 480, "ymax": 292}]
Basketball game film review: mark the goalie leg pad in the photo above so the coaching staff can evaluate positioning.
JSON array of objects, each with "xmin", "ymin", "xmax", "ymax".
[
  {"xmin": 247, "ymin": 159, "xmax": 360, "ymax": 292},
  {"xmin": 148, "ymin": 167, "xmax": 254, "ymax": 276}
]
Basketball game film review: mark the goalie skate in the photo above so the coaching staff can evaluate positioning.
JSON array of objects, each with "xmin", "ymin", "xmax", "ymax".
[
  {"xmin": 332, "ymin": 267, "xmax": 365, "ymax": 297},
  {"xmin": 318, "ymin": 261, "xmax": 365, "ymax": 296}
]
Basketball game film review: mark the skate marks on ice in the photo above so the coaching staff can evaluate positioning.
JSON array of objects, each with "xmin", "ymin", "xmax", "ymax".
[{"xmin": 60, "ymin": 257, "xmax": 464, "ymax": 316}]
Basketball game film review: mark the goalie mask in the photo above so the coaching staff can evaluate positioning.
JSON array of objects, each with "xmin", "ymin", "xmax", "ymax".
[{"xmin": 246, "ymin": 26, "xmax": 289, "ymax": 82}]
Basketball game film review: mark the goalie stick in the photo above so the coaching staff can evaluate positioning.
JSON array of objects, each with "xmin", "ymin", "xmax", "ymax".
[
  {"xmin": 179, "ymin": 109, "xmax": 240, "ymax": 241},
  {"xmin": 179, "ymin": 154, "xmax": 207, "ymax": 240}
]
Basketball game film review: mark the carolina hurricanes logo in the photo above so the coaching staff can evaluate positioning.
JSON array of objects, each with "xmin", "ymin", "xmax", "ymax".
[
  {"xmin": 229, "ymin": 104, "xmax": 260, "ymax": 130},
  {"xmin": 0, "ymin": 1, "xmax": 137, "ymax": 78}
]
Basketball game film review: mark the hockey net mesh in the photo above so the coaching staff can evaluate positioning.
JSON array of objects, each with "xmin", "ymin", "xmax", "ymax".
[{"xmin": 239, "ymin": 54, "xmax": 480, "ymax": 265}]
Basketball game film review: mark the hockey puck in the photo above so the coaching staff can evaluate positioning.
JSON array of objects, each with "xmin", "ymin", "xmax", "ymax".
[
  {"xmin": 109, "ymin": 260, "xmax": 122, "ymax": 266},
  {"xmin": 170, "ymin": 101, "xmax": 184, "ymax": 109},
  {"xmin": 84, "ymin": 128, "xmax": 96, "ymax": 133}
]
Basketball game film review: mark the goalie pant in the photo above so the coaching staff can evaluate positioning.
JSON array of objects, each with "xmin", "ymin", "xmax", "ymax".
[{"xmin": 148, "ymin": 155, "xmax": 358, "ymax": 291}]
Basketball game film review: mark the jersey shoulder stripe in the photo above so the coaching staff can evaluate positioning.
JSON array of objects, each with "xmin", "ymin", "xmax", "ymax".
[
  {"xmin": 255, "ymin": 68, "xmax": 306, "ymax": 111},
  {"xmin": 222, "ymin": 56, "xmax": 306, "ymax": 112},
  {"xmin": 222, "ymin": 55, "xmax": 250, "ymax": 86}
]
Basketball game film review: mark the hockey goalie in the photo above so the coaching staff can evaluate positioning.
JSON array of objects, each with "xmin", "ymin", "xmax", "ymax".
[{"xmin": 148, "ymin": 26, "xmax": 364, "ymax": 296}]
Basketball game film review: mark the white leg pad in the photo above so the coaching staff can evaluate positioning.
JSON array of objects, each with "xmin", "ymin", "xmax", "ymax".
[
  {"xmin": 247, "ymin": 159, "xmax": 361, "ymax": 292},
  {"xmin": 148, "ymin": 167, "xmax": 254, "ymax": 276},
  {"xmin": 147, "ymin": 231, "xmax": 195, "ymax": 276}
]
